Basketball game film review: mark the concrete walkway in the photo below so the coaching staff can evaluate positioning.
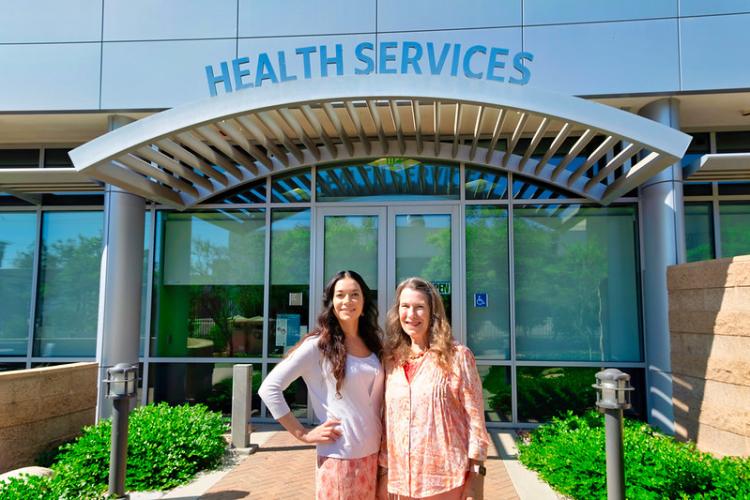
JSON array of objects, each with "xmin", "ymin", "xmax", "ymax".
[{"xmin": 132, "ymin": 425, "xmax": 559, "ymax": 499}]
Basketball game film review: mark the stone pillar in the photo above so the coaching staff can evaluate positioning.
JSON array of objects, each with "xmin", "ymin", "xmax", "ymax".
[
  {"xmin": 95, "ymin": 115, "xmax": 146, "ymax": 421},
  {"xmin": 638, "ymin": 98, "xmax": 686, "ymax": 434}
]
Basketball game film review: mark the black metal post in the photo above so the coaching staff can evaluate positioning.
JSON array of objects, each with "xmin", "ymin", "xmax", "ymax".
[
  {"xmin": 603, "ymin": 408, "xmax": 625, "ymax": 500},
  {"xmin": 108, "ymin": 396, "xmax": 130, "ymax": 498}
]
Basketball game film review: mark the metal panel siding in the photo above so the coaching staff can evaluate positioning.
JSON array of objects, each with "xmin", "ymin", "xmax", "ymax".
[
  {"xmin": 377, "ymin": 0, "xmax": 521, "ymax": 32},
  {"xmin": 236, "ymin": 34, "xmax": 376, "ymax": 81},
  {"xmin": 680, "ymin": 14, "xmax": 750, "ymax": 90},
  {"xmin": 524, "ymin": 0, "xmax": 676, "ymax": 25},
  {"xmin": 0, "ymin": 0, "xmax": 102, "ymax": 43},
  {"xmin": 0, "ymin": 43, "xmax": 101, "ymax": 111},
  {"xmin": 239, "ymin": 0, "xmax": 375, "ymax": 37},
  {"xmin": 680, "ymin": 0, "xmax": 750, "ymax": 17},
  {"xmin": 524, "ymin": 19, "xmax": 680, "ymax": 95},
  {"xmin": 100, "ymin": 39, "xmax": 236, "ymax": 109},
  {"xmin": 103, "ymin": 0, "xmax": 237, "ymax": 41}
]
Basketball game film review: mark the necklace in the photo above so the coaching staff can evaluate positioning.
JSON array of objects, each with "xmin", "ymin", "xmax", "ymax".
[{"xmin": 408, "ymin": 349, "xmax": 428, "ymax": 361}]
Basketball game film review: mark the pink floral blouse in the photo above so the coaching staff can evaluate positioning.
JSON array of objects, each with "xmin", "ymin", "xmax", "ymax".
[{"xmin": 380, "ymin": 344, "xmax": 490, "ymax": 498}]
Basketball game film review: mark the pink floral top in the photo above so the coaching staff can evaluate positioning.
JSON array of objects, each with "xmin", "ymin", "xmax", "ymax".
[{"xmin": 380, "ymin": 344, "xmax": 490, "ymax": 498}]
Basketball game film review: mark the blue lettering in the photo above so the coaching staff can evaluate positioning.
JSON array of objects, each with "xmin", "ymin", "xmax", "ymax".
[
  {"xmin": 510, "ymin": 51, "xmax": 533, "ymax": 85},
  {"xmin": 295, "ymin": 46, "xmax": 317, "ymax": 79},
  {"xmin": 487, "ymin": 47, "xmax": 509, "ymax": 82},
  {"xmin": 450, "ymin": 43, "xmax": 462, "ymax": 77},
  {"xmin": 426, "ymin": 42, "xmax": 451, "ymax": 75},
  {"xmin": 379, "ymin": 41, "xmax": 398, "ymax": 74},
  {"xmin": 462, "ymin": 45, "xmax": 486, "ymax": 79},
  {"xmin": 277, "ymin": 51, "xmax": 297, "ymax": 82},
  {"xmin": 255, "ymin": 53, "xmax": 279, "ymax": 87},
  {"xmin": 232, "ymin": 57, "xmax": 253, "ymax": 90},
  {"xmin": 401, "ymin": 41, "xmax": 423, "ymax": 74},
  {"xmin": 205, "ymin": 62, "xmax": 232, "ymax": 96},
  {"xmin": 355, "ymin": 42, "xmax": 375, "ymax": 75},
  {"xmin": 320, "ymin": 44, "xmax": 344, "ymax": 77}
]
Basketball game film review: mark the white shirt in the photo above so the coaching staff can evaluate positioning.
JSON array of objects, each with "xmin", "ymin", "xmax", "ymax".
[{"xmin": 258, "ymin": 336, "xmax": 384, "ymax": 459}]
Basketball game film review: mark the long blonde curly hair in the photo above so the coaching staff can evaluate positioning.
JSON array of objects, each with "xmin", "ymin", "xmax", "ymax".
[{"xmin": 385, "ymin": 277, "xmax": 454, "ymax": 371}]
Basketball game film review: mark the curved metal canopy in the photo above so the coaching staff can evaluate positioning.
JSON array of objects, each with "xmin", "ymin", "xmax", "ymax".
[{"xmin": 70, "ymin": 75, "xmax": 691, "ymax": 209}]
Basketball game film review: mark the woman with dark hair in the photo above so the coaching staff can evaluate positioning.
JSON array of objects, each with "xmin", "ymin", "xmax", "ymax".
[
  {"xmin": 377, "ymin": 277, "xmax": 489, "ymax": 500},
  {"xmin": 259, "ymin": 270, "xmax": 384, "ymax": 499}
]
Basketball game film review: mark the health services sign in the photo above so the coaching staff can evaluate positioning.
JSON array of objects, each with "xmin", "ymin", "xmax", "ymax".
[{"xmin": 205, "ymin": 41, "xmax": 534, "ymax": 96}]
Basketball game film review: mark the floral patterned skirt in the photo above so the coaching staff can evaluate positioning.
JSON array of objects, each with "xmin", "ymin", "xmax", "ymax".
[{"xmin": 316, "ymin": 452, "xmax": 378, "ymax": 500}]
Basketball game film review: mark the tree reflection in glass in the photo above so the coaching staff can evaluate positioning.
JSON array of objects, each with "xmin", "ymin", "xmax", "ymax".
[{"xmin": 514, "ymin": 205, "xmax": 641, "ymax": 362}]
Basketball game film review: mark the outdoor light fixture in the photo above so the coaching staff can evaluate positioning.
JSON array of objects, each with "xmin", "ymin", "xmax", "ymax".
[
  {"xmin": 104, "ymin": 363, "xmax": 138, "ymax": 399},
  {"xmin": 593, "ymin": 368, "xmax": 633, "ymax": 500},
  {"xmin": 593, "ymin": 368, "xmax": 633, "ymax": 411},
  {"xmin": 104, "ymin": 363, "xmax": 138, "ymax": 499}
]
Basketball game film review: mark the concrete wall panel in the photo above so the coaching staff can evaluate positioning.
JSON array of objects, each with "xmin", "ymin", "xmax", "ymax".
[
  {"xmin": 0, "ymin": 43, "xmax": 101, "ymax": 111},
  {"xmin": 524, "ymin": 0, "xmax": 675, "ymax": 26},
  {"xmin": 103, "ymin": 0, "xmax": 237, "ymax": 41},
  {"xmin": 240, "ymin": 0, "xmax": 375, "ymax": 37},
  {"xmin": 0, "ymin": 363, "xmax": 97, "ymax": 473},
  {"xmin": 101, "ymin": 39, "xmax": 236, "ymax": 109},
  {"xmin": 524, "ymin": 19, "xmax": 679, "ymax": 95},
  {"xmin": 681, "ymin": 14, "xmax": 750, "ymax": 90},
  {"xmin": 0, "ymin": 0, "xmax": 101, "ymax": 43},
  {"xmin": 377, "ymin": 0, "xmax": 521, "ymax": 32}
]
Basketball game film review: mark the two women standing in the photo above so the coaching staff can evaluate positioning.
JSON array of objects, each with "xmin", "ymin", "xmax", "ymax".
[{"xmin": 259, "ymin": 272, "xmax": 489, "ymax": 500}]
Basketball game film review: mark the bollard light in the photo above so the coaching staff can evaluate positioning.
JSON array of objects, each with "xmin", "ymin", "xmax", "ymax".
[
  {"xmin": 103, "ymin": 363, "xmax": 138, "ymax": 499},
  {"xmin": 104, "ymin": 363, "xmax": 138, "ymax": 399},
  {"xmin": 592, "ymin": 368, "xmax": 634, "ymax": 500},
  {"xmin": 593, "ymin": 368, "xmax": 633, "ymax": 411}
]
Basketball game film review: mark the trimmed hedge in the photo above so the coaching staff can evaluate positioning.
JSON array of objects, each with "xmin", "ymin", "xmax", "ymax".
[
  {"xmin": 0, "ymin": 403, "xmax": 228, "ymax": 499},
  {"xmin": 518, "ymin": 411, "xmax": 750, "ymax": 499}
]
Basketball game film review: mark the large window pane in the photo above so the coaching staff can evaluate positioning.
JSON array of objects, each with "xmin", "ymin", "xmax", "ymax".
[
  {"xmin": 34, "ymin": 211, "xmax": 103, "ymax": 356},
  {"xmin": 514, "ymin": 206, "xmax": 641, "ymax": 362},
  {"xmin": 270, "ymin": 209, "xmax": 310, "ymax": 357},
  {"xmin": 140, "ymin": 213, "xmax": 152, "ymax": 356},
  {"xmin": 478, "ymin": 365, "xmax": 511, "ymax": 422},
  {"xmin": 465, "ymin": 206, "xmax": 509, "ymax": 359},
  {"xmin": 149, "ymin": 362, "xmax": 261, "ymax": 416},
  {"xmin": 0, "ymin": 212, "xmax": 36, "ymax": 356},
  {"xmin": 517, "ymin": 366, "xmax": 598, "ymax": 422},
  {"xmin": 464, "ymin": 167, "xmax": 508, "ymax": 200},
  {"xmin": 684, "ymin": 203, "xmax": 714, "ymax": 262},
  {"xmin": 719, "ymin": 203, "xmax": 750, "ymax": 258},
  {"xmin": 152, "ymin": 210, "xmax": 266, "ymax": 357},
  {"xmin": 395, "ymin": 214, "xmax": 452, "ymax": 321}
]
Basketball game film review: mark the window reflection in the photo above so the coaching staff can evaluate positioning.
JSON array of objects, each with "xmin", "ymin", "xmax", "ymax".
[
  {"xmin": 514, "ymin": 205, "xmax": 641, "ymax": 362},
  {"xmin": 271, "ymin": 169, "xmax": 311, "ymax": 203},
  {"xmin": 465, "ymin": 167, "xmax": 508, "ymax": 200},
  {"xmin": 719, "ymin": 202, "xmax": 750, "ymax": 258},
  {"xmin": 269, "ymin": 209, "xmax": 310, "ymax": 357},
  {"xmin": 152, "ymin": 210, "xmax": 266, "ymax": 357},
  {"xmin": 465, "ymin": 206, "xmax": 509, "ymax": 358},
  {"xmin": 149, "ymin": 362, "xmax": 261, "ymax": 416},
  {"xmin": 685, "ymin": 203, "xmax": 714, "ymax": 262},
  {"xmin": 317, "ymin": 158, "xmax": 459, "ymax": 201},
  {"xmin": 34, "ymin": 211, "xmax": 103, "ymax": 357},
  {"xmin": 0, "ymin": 212, "xmax": 36, "ymax": 356},
  {"xmin": 478, "ymin": 365, "xmax": 511, "ymax": 422}
]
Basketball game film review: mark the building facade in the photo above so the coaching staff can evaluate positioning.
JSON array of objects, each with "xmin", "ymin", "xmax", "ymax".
[{"xmin": 1, "ymin": 1, "xmax": 749, "ymax": 430}]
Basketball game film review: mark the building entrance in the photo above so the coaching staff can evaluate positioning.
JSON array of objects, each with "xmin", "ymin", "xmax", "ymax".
[{"xmin": 314, "ymin": 205, "xmax": 460, "ymax": 330}]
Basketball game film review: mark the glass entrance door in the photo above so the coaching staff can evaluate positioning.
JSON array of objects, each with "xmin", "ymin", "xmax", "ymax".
[{"xmin": 315, "ymin": 205, "xmax": 459, "ymax": 329}]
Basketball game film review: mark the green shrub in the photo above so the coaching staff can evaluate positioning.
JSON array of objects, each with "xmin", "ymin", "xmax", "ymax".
[
  {"xmin": 0, "ymin": 403, "xmax": 228, "ymax": 499},
  {"xmin": 0, "ymin": 474, "xmax": 60, "ymax": 500},
  {"xmin": 518, "ymin": 411, "xmax": 750, "ymax": 499}
]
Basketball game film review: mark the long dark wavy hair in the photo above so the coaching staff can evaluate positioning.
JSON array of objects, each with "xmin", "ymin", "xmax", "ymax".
[{"xmin": 290, "ymin": 270, "xmax": 382, "ymax": 395}]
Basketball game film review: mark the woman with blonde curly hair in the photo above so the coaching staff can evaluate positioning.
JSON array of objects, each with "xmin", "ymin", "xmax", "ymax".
[{"xmin": 377, "ymin": 277, "xmax": 490, "ymax": 500}]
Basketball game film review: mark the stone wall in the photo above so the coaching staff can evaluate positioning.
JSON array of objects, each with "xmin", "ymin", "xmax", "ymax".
[
  {"xmin": 0, "ymin": 362, "xmax": 97, "ymax": 473},
  {"xmin": 668, "ymin": 256, "xmax": 750, "ymax": 457}
]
